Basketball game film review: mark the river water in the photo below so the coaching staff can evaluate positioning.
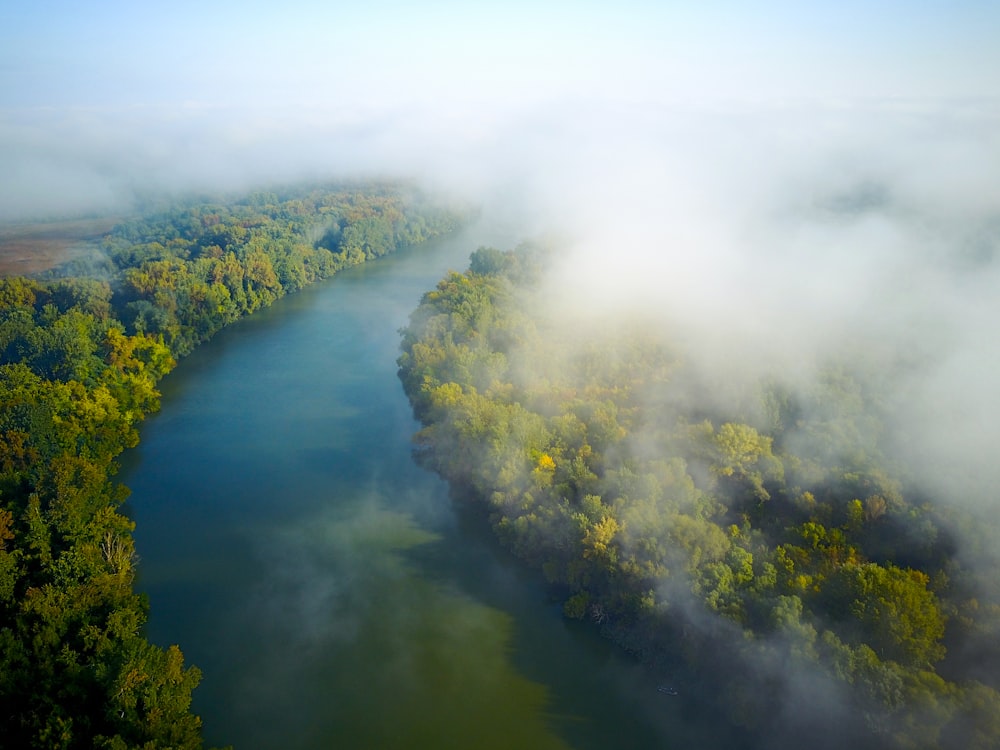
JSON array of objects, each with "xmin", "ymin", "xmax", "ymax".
[{"xmin": 121, "ymin": 225, "xmax": 724, "ymax": 749}]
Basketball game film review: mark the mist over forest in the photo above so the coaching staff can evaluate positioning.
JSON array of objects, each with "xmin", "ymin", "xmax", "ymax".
[
  {"xmin": 392, "ymin": 104, "xmax": 1000, "ymax": 739},
  {"xmin": 3, "ymin": 1, "xmax": 1000, "ymax": 748},
  {"xmin": 531, "ymin": 103, "xmax": 1000, "ymax": 514}
]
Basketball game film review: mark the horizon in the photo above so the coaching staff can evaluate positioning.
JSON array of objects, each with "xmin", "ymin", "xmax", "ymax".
[{"xmin": 2, "ymin": 1, "xmax": 998, "ymax": 221}]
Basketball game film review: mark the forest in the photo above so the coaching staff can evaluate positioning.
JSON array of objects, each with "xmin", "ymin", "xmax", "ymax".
[
  {"xmin": 398, "ymin": 245, "xmax": 1000, "ymax": 750},
  {"xmin": 0, "ymin": 182, "xmax": 461, "ymax": 749}
]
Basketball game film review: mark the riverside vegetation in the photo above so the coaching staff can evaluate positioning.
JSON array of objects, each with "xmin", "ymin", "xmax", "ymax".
[
  {"xmin": 0, "ymin": 183, "xmax": 461, "ymax": 749},
  {"xmin": 397, "ymin": 245, "xmax": 1000, "ymax": 750}
]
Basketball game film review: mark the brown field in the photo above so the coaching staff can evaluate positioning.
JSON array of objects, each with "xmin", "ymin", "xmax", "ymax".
[{"xmin": 0, "ymin": 216, "xmax": 121, "ymax": 277}]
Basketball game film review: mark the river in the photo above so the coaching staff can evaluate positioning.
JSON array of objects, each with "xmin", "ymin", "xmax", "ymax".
[{"xmin": 121, "ymin": 224, "xmax": 726, "ymax": 749}]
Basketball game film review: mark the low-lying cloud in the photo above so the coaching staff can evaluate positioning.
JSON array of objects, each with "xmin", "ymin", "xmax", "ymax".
[
  {"xmin": 5, "ymin": 81, "xmax": 998, "ymax": 522},
  {"xmin": 517, "ymin": 101, "xmax": 1000, "ymax": 516}
]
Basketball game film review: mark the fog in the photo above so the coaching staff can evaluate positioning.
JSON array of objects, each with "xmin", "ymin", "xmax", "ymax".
[
  {"xmin": 525, "ymin": 102, "xmax": 1000, "ymax": 510},
  {"xmin": 3, "ymin": 2, "xmax": 997, "ymax": 220},
  {"xmin": 5, "ymin": 1, "xmax": 1000, "ymax": 746}
]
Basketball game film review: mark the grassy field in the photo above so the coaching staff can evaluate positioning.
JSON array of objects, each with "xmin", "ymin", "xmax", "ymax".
[{"xmin": 0, "ymin": 216, "xmax": 120, "ymax": 276}]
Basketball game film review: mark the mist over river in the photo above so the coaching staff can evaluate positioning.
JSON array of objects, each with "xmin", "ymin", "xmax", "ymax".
[{"xmin": 120, "ymin": 224, "xmax": 737, "ymax": 749}]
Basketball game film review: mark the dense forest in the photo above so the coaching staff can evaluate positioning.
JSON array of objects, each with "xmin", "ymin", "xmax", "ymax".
[
  {"xmin": 0, "ymin": 183, "xmax": 461, "ymax": 749},
  {"xmin": 398, "ymin": 245, "xmax": 1000, "ymax": 750}
]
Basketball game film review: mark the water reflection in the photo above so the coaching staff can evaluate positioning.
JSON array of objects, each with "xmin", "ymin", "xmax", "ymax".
[{"xmin": 227, "ymin": 504, "xmax": 572, "ymax": 749}]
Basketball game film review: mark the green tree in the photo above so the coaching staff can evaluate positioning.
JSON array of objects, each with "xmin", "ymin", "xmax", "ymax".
[{"xmin": 835, "ymin": 562, "xmax": 947, "ymax": 668}]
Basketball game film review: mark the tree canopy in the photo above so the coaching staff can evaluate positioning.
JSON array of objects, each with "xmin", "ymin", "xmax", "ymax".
[{"xmin": 398, "ymin": 244, "xmax": 1000, "ymax": 750}]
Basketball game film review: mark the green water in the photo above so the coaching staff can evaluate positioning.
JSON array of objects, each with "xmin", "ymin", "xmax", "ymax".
[{"xmin": 121, "ymin": 226, "xmax": 719, "ymax": 749}]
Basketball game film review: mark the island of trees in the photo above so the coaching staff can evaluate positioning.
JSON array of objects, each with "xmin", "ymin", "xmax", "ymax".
[
  {"xmin": 398, "ymin": 245, "xmax": 1000, "ymax": 749},
  {"xmin": 0, "ymin": 182, "xmax": 461, "ymax": 748}
]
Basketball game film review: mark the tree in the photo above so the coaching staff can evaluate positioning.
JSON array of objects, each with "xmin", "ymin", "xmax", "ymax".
[
  {"xmin": 836, "ymin": 562, "xmax": 947, "ymax": 668},
  {"xmin": 708, "ymin": 421, "xmax": 784, "ymax": 502}
]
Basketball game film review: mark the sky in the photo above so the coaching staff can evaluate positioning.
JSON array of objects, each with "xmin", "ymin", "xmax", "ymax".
[
  {"xmin": 3, "ymin": 1, "xmax": 998, "ymax": 107},
  {"xmin": 1, "ymin": 1, "xmax": 998, "ymax": 220}
]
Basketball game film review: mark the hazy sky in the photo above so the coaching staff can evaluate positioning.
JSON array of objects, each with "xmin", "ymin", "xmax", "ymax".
[
  {"xmin": 3, "ymin": 0, "xmax": 999, "ymax": 107},
  {"xmin": 1, "ymin": 1, "xmax": 998, "ymax": 220}
]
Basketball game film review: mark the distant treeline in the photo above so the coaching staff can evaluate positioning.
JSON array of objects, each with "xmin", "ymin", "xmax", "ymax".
[
  {"xmin": 398, "ymin": 245, "xmax": 1000, "ymax": 750},
  {"xmin": 0, "ymin": 183, "xmax": 462, "ymax": 748}
]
